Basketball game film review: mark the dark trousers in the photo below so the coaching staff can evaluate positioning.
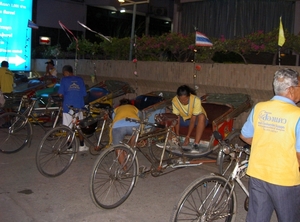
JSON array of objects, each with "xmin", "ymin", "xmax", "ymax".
[{"xmin": 247, "ymin": 177, "xmax": 300, "ymax": 222}]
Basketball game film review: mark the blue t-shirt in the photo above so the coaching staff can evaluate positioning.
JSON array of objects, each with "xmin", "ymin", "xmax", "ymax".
[{"xmin": 58, "ymin": 76, "xmax": 87, "ymax": 113}]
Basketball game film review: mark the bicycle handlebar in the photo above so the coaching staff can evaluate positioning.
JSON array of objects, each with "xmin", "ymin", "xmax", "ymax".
[{"xmin": 213, "ymin": 131, "xmax": 250, "ymax": 155}]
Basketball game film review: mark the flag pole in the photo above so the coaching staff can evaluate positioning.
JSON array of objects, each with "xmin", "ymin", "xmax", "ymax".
[
  {"xmin": 193, "ymin": 26, "xmax": 198, "ymax": 92},
  {"xmin": 278, "ymin": 47, "xmax": 281, "ymax": 67},
  {"xmin": 193, "ymin": 49, "xmax": 197, "ymax": 92}
]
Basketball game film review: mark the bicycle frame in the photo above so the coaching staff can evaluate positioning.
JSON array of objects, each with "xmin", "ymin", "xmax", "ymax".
[
  {"xmin": 231, "ymin": 155, "xmax": 249, "ymax": 197},
  {"xmin": 79, "ymin": 118, "xmax": 108, "ymax": 151},
  {"xmin": 214, "ymin": 131, "xmax": 250, "ymax": 213},
  {"xmin": 118, "ymin": 118, "xmax": 217, "ymax": 176},
  {"xmin": 66, "ymin": 107, "xmax": 110, "ymax": 152},
  {"xmin": 17, "ymin": 95, "xmax": 62, "ymax": 132}
]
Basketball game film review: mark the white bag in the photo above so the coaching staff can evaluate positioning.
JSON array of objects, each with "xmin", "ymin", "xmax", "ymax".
[{"xmin": 0, "ymin": 90, "xmax": 6, "ymax": 107}]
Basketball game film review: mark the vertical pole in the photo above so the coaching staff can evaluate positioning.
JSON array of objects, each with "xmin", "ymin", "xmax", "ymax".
[
  {"xmin": 278, "ymin": 47, "xmax": 281, "ymax": 67},
  {"xmin": 145, "ymin": 15, "xmax": 150, "ymax": 36},
  {"xmin": 193, "ymin": 49, "xmax": 197, "ymax": 91},
  {"xmin": 74, "ymin": 48, "xmax": 78, "ymax": 75},
  {"xmin": 129, "ymin": 3, "xmax": 137, "ymax": 61}
]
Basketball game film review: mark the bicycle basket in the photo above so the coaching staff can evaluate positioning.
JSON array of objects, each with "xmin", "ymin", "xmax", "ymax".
[{"xmin": 79, "ymin": 116, "xmax": 98, "ymax": 135}]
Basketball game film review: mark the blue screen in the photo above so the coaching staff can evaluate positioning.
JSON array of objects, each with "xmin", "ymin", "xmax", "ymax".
[{"xmin": 0, "ymin": 0, "xmax": 32, "ymax": 71}]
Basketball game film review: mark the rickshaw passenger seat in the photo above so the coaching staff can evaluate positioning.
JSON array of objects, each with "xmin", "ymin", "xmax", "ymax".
[{"xmin": 179, "ymin": 103, "xmax": 233, "ymax": 141}]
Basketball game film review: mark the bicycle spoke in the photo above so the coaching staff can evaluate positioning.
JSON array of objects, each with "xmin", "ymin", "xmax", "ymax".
[
  {"xmin": 0, "ymin": 113, "xmax": 31, "ymax": 153},
  {"xmin": 90, "ymin": 145, "xmax": 138, "ymax": 209},
  {"xmin": 172, "ymin": 176, "xmax": 235, "ymax": 221},
  {"xmin": 36, "ymin": 126, "xmax": 77, "ymax": 177}
]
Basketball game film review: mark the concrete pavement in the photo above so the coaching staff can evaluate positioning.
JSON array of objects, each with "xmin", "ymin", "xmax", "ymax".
[{"xmin": 0, "ymin": 125, "xmax": 277, "ymax": 222}]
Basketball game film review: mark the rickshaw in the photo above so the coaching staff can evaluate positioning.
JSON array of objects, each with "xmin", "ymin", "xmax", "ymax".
[{"xmin": 89, "ymin": 92, "xmax": 253, "ymax": 209}]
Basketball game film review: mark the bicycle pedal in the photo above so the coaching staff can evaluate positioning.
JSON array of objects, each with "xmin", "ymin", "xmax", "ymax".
[
  {"xmin": 139, "ymin": 166, "xmax": 150, "ymax": 174},
  {"xmin": 139, "ymin": 172, "xmax": 147, "ymax": 179},
  {"xmin": 167, "ymin": 158, "xmax": 179, "ymax": 165},
  {"xmin": 94, "ymin": 145, "xmax": 104, "ymax": 152}
]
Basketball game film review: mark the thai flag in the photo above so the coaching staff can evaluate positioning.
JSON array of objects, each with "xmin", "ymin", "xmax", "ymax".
[{"xmin": 195, "ymin": 31, "xmax": 213, "ymax": 47}]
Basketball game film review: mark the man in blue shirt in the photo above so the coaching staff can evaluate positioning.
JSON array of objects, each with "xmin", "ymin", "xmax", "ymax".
[{"xmin": 58, "ymin": 65, "xmax": 88, "ymax": 152}]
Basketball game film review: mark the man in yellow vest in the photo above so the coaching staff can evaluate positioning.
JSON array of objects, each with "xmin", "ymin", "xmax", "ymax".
[
  {"xmin": 0, "ymin": 61, "xmax": 14, "ymax": 94},
  {"xmin": 240, "ymin": 68, "xmax": 300, "ymax": 222},
  {"xmin": 172, "ymin": 85, "xmax": 208, "ymax": 152},
  {"xmin": 0, "ymin": 61, "xmax": 14, "ymax": 118}
]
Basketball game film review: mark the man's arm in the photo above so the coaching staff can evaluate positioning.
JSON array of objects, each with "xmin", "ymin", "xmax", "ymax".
[
  {"xmin": 297, "ymin": 152, "xmax": 300, "ymax": 168},
  {"xmin": 240, "ymin": 134, "xmax": 252, "ymax": 145}
]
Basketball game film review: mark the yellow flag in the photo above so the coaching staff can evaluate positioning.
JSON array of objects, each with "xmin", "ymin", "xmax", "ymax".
[{"xmin": 278, "ymin": 17, "xmax": 285, "ymax": 47}]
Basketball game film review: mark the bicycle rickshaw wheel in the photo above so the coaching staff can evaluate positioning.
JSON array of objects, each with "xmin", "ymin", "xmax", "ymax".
[
  {"xmin": 36, "ymin": 125, "xmax": 78, "ymax": 177},
  {"xmin": 218, "ymin": 129, "xmax": 249, "ymax": 176},
  {"xmin": 149, "ymin": 143, "xmax": 172, "ymax": 162},
  {"xmin": 170, "ymin": 174, "xmax": 236, "ymax": 222},
  {"xmin": 90, "ymin": 145, "xmax": 138, "ymax": 209},
  {"xmin": 0, "ymin": 112, "xmax": 32, "ymax": 153},
  {"xmin": 148, "ymin": 130, "xmax": 171, "ymax": 162},
  {"xmin": 41, "ymin": 110, "xmax": 62, "ymax": 128}
]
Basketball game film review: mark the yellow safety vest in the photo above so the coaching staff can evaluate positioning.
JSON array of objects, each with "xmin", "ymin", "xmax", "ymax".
[
  {"xmin": 172, "ymin": 94, "xmax": 207, "ymax": 121},
  {"xmin": 248, "ymin": 100, "xmax": 300, "ymax": 186}
]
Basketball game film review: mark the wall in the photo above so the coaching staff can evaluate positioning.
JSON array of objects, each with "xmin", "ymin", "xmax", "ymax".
[{"xmin": 32, "ymin": 59, "xmax": 300, "ymax": 128}]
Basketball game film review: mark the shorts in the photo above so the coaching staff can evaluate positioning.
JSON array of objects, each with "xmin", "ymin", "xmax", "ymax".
[
  {"xmin": 63, "ymin": 112, "xmax": 83, "ymax": 129},
  {"xmin": 2, "ymin": 93, "xmax": 14, "ymax": 109},
  {"xmin": 180, "ymin": 114, "xmax": 208, "ymax": 127},
  {"xmin": 112, "ymin": 126, "xmax": 136, "ymax": 145}
]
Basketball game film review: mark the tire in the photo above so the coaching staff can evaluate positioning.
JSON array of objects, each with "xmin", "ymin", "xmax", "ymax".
[
  {"xmin": 148, "ymin": 129, "xmax": 172, "ymax": 162},
  {"xmin": 149, "ymin": 143, "xmax": 172, "ymax": 162},
  {"xmin": 170, "ymin": 174, "xmax": 236, "ymax": 222},
  {"xmin": 36, "ymin": 125, "xmax": 77, "ymax": 177},
  {"xmin": 41, "ymin": 110, "xmax": 62, "ymax": 128},
  {"xmin": 0, "ymin": 112, "xmax": 32, "ymax": 154},
  {"xmin": 218, "ymin": 129, "xmax": 249, "ymax": 176},
  {"xmin": 90, "ymin": 145, "xmax": 138, "ymax": 209}
]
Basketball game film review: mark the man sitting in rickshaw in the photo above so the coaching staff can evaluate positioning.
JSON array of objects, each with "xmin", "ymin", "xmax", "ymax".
[{"xmin": 157, "ymin": 85, "xmax": 208, "ymax": 153}]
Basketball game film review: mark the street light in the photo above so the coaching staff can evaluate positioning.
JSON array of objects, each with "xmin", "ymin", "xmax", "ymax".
[{"xmin": 118, "ymin": 0, "xmax": 150, "ymax": 61}]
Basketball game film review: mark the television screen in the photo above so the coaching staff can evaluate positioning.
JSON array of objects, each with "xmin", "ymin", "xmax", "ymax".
[{"xmin": 0, "ymin": 0, "xmax": 33, "ymax": 71}]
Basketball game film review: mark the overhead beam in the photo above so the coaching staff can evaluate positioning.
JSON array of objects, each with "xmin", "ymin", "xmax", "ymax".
[{"xmin": 119, "ymin": 0, "xmax": 149, "ymax": 6}]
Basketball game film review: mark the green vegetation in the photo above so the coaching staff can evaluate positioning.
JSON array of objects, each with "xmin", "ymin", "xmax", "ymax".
[{"xmin": 35, "ymin": 28, "xmax": 300, "ymax": 64}]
